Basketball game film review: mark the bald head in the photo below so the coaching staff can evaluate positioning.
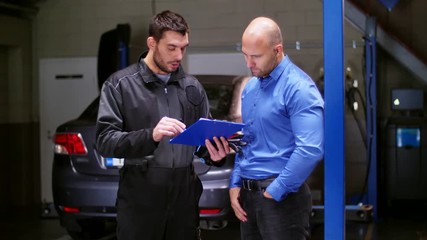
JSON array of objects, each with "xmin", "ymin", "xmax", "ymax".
[
  {"xmin": 241, "ymin": 17, "xmax": 284, "ymax": 78},
  {"xmin": 243, "ymin": 17, "xmax": 283, "ymax": 47}
]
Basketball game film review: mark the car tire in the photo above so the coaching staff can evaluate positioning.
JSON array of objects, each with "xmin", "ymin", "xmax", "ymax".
[{"xmin": 67, "ymin": 219, "xmax": 108, "ymax": 240}]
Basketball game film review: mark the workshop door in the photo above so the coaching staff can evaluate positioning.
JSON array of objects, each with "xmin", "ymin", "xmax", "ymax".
[{"xmin": 39, "ymin": 57, "xmax": 98, "ymax": 204}]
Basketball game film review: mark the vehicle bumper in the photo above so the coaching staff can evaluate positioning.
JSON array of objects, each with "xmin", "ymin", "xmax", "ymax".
[
  {"xmin": 53, "ymin": 157, "xmax": 234, "ymax": 229},
  {"xmin": 52, "ymin": 157, "xmax": 119, "ymax": 218}
]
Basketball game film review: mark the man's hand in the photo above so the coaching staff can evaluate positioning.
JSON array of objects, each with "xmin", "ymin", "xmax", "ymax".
[
  {"xmin": 263, "ymin": 191, "xmax": 273, "ymax": 199},
  {"xmin": 205, "ymin": 136, "xmax": 230, "ymax": 161},
  {"xmin": 229, "ymin": 187, "xmax": 247, "ymax": 222},
  {"xmin": 153, "ymin": 117, "xmax": 186, "ymax": 142}
]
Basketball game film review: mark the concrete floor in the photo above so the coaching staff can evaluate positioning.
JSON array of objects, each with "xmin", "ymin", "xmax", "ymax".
[{"xmin": 1, "ymin": 207, "xmax": 426, "ymax": 240}]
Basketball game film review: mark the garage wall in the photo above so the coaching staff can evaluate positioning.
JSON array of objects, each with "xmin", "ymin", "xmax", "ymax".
[
  {"xmin": 0, "ymin": 14, "xmax": 39, "ymax": 211},
  {"xmin": 35, "ymin": 0, "xmax": 325, "ymax": 58},
  {"xmin": 0, "ymin": 15, "xmax": 33, "ymax": 123},
  {"xmin": 33, "ymin": 0, "xmax": 346, "ymax": 79},
  {"xmin": 0, "ymin": 47, "xmax": 7, "ymax": 121}
]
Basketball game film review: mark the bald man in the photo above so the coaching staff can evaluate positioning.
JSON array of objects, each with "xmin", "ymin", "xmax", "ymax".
[{"xmin": 229, "ymin": 17, "xmax": 324, "ymax": 239}]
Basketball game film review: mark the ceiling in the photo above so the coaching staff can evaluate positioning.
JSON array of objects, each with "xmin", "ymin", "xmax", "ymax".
[{"xmin": 0, "ymin": 0, "xmax": 42, "ymax": 17}]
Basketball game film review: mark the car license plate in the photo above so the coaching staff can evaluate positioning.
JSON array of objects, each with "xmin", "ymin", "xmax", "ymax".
[{"xmin": 104, "ymin": 157, "xmax": 124, "ymax": 168}]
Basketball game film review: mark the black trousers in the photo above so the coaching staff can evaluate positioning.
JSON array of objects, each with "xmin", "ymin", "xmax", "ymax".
[
  {"xmin": 240, "ymin": 183, "xmax": 312, "ymax": 240},
  {"xmin": 116, "ymin": 164, "xmax": 203, "ymax": 240}
]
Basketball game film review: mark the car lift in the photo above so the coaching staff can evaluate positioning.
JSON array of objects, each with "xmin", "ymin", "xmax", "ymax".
[{"xmin": 323, "ymin": 1, "xmax": 377, "ymax": 240}]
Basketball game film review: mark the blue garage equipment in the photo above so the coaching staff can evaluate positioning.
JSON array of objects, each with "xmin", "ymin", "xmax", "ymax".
[{"xmin": 323, "ymin": 1, "xmax": 346, "ymax": 239}]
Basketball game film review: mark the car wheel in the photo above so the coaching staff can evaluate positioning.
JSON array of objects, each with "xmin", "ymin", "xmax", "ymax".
[{"xmin": 67, "ymin": 219, "xmax": 109, "ymax": 240}]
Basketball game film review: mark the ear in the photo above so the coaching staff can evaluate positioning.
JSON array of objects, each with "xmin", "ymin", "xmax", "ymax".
[
  {"xmin": 276, "ymin": 44, "xmax": 283, "ymax": 53},
  {"xmin": 275, "ymin": 44, "xmax": 283, "ymax": 55},
  {"xmin": 147, "ymin": 36, "xmax": 156, "ymax": 50}
]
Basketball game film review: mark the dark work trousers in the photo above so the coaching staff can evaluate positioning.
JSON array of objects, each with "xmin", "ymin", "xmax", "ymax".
[
  {"xmin": 240, "ymin": 183, "xmax": 312, "ymax": 240},
  {"xmin": 116, "ymin": 164, "xmax": 203, "ymax": 240}
]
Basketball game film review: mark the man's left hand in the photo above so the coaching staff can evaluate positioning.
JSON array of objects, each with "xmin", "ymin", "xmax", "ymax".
[{"xmin": 263, "ymin": 191, "xmax": 273, "ymax": 199}]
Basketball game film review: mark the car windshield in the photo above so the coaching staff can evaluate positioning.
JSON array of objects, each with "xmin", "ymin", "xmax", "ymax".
[{"xmin": 79, "ymin": 96, "xmax": 100, "ymax": 120}]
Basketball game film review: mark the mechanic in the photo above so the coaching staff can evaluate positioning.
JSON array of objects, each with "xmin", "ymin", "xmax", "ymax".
[{"xmin": 96, "ymin": 10, "xmax": 227, "ymax": 240}]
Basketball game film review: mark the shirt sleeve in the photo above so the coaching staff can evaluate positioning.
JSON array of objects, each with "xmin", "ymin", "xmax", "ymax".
[
  {"xmin": 230, "ymin": 153, "xmax": 243, "ymax": 188},
  {"xmin": 266, "ymin": 81, "xmax": 324, "ymax": 201}
]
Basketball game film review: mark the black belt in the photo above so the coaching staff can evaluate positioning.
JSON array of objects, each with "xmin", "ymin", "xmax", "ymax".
[{"xmin": 241, "ymin": 178, "xmax": 275, "ymax": 191}]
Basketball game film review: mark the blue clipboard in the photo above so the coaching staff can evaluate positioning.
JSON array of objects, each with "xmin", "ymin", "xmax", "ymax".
[{"xmin": 169, "ymin": 118, "xmax": 245, "ymax": 146}]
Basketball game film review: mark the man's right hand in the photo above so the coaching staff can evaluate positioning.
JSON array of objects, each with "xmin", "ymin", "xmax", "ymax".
[
  {"xmin": 152, "ymin": 117, "xmax": 186, "ymax": 142},
  {"xmin": 205, "ymin": 136, "xmax": 230, "ymax": 161},
  {"xmin": 229, "ymin": 187, "xmax": 247, "ymax": 222}
]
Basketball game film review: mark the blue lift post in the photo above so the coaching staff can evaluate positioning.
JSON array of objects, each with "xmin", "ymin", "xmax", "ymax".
[
  {"xmin": 119, "ymin": 41, "xmax": 128, "ymax": 69},
  {"xmin": 323, "ymin": 1, "xmax": 345, "ymax": 239},
  {"xmin": 365, "ymin": 17, "xmax": 378, "ymax": 220}
]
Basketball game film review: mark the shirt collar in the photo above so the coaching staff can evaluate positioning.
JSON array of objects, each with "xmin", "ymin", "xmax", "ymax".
[
  {"xmin": 269, "ymin": 55, "xmax": 290, "ymax": 81},
  {"xmin": 257, "ymin": 55, "xmax": 290, "ymax": 83}
]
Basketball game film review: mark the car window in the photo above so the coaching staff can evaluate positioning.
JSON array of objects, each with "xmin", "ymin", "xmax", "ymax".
[
  {"xmin": 204, "ymin": 84, "xmax": 233, "ymax": 120},
  {"xmin": 197, "ymin": 75, "xmax": 250, "ymax": 123},
  {"xmin": 79, "ymin": 96, "xmax": 100, "ymax": 120}
]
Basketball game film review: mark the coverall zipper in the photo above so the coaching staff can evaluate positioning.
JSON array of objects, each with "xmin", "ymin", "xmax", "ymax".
[{"xmin": 163, "ymin": 84, "xmax": 175, "ymax": 168}]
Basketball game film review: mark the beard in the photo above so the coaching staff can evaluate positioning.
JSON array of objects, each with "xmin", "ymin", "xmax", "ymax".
[
  {"xmin": 153, "ymin": 50, "xmax": 179, "ymax": 74},
  {"xmin": 250, "ymin": 68, "xmax": 264, "ymax": 77}
]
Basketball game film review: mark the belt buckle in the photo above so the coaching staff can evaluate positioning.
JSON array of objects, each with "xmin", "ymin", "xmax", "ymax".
[{"xmin": 243, "ymin": 179, "xmax": 251, "ymax": 191}]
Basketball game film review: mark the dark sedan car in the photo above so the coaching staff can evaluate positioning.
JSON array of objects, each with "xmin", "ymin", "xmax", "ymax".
[{"xmin": 52, "ymin": 75, "xmax": 249, "ymax": 239}]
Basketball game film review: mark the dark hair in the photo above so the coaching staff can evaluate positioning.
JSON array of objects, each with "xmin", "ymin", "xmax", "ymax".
[{"xmin": 149, "ymin": 10, "xmax": 189, "ymax": 41}]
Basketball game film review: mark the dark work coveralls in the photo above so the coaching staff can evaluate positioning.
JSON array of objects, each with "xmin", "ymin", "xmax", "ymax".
[{"xmin": 96, "ymin": 54, "xmax": 209, "ymax": 240}]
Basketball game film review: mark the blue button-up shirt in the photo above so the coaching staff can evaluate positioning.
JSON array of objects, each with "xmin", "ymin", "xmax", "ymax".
[{"xmin": 230, "ymin": 55, "xmax": 324, "ymax": 201}]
